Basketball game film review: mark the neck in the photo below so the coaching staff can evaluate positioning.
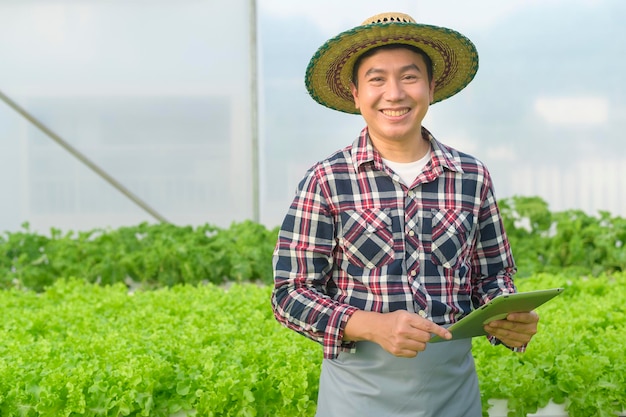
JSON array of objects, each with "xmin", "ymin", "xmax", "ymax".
[{"xmin": 368, "ymin": 129, "xmax": 430, "ymax": 163}]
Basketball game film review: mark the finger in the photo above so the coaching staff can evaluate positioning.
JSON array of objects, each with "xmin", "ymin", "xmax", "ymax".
[
  {"xmin": 411, "ymin": 319, "xmax": 451, "ymax": 341},
  {"xmin": 506, "ymin": 311, "xmax": 539, "ymax": 324},
  {"xmin": 392, "ymin": 348, "xmax": 420, "ymax": 358},
  {"xmin": 493, "ymin": 330, "xmax": 530, "ymax": 347},
  {"xmin": 485, "ymin": 321, "xmax": 533, "ymax": 337},
  {"xmin": 485, "ymin": 323, "xmax": 535, "ymax": 346},
  {"xmin": 488, "ymin": 315, "xmax": 538, "ymax": 332},
  {"xmin": 386, "ymin": 339, "xmax": 427, "ymax": 357},
  {"xmin": 399, "ymin": 313, "xmax": 451, "ymax": 342}
]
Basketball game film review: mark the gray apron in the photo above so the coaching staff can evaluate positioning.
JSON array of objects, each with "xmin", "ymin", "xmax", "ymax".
[{"xmin": 315, "ymin": 338, "xmax": 481, "ymax": 417}]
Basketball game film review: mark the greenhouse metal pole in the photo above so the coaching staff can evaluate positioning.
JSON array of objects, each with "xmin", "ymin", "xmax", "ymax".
[
  {"xmin": 250, "ymin": 0, "xmax": 260, "ymax": 223},
  {"xmin": 0, "ymin": 88, "xmax": 170, "ymax": 224}
]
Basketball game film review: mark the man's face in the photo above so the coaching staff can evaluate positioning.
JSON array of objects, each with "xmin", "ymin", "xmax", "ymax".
[{"xmin": 350, "ymin": 47, "xmax": 435, "ymax": 146}]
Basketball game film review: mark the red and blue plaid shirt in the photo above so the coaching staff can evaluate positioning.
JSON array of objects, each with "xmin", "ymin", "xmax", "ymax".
[{"xmin": 272, "ymin": 127, "xmax": 518, "ymax": 359}]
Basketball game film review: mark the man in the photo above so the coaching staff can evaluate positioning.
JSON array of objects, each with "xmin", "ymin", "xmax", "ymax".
[{"xmin": 271, "ymin": 12, "xmax": 539, "ymax": 417}]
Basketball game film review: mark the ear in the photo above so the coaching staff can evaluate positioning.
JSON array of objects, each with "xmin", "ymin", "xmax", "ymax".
[{"xmin": 350, "ymin": 82, "xmax": 361, "ymax": 110}]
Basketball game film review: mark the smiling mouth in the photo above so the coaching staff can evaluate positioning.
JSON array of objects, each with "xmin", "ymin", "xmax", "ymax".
[{"xmin": 381, "ymin": 108, "xmax": 410, "ymax": 117}]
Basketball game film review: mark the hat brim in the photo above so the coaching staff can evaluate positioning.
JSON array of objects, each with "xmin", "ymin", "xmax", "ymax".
[{"xmin": 305, "ymin": 22, "xmax": 479, "ymax": 114}]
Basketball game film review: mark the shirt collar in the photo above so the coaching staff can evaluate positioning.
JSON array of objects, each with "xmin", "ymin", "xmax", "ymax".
[
  {"xmin": 351, "ymin": 126, "xmax": 464, "ymax": 174},
  {"xmin": 351, "ymin": 127, "xmax": 381, "ymax": 172},
  {"xmin": 423, "ymin": 127, "xmax": 464, "ymax": 174}
]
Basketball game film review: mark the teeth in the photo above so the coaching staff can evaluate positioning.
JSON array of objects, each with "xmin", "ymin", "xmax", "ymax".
[{"xmin": 382, "ymin": 109, "xmax": 409, "ymax": 117}]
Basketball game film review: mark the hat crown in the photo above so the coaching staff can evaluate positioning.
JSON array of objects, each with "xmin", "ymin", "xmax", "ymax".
[{"xmin": 361, "ymin": 12, "xmax": 416, "ymax": 26}]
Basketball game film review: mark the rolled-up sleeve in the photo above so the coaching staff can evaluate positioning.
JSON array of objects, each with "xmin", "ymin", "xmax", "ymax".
[
  {"xmin": 470, "ymin": 170, "xmax": 517, "ymax": 301},
  {"xmin": 470, "ymin": 171, "xmax": 526, "ymax": 351},
  {"xmin": 271, "ymin": 167, "xmax": 358, "ymax": 359}
]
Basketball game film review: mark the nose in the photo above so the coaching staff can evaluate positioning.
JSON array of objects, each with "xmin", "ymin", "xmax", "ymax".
[{"xmin": 384, "ymin": 77, "xmax": 406, "ymax": 101}]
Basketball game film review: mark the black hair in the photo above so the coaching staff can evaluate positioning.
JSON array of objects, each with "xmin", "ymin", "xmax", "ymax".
[{"xmin": 351, "ymin": 44, "xmax": 433, "ymax": 87}]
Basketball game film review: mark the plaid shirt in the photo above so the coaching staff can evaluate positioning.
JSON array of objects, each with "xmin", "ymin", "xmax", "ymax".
[{"xmin": 272, "ymin": 127, "xmax": 518, "ymax": 359}]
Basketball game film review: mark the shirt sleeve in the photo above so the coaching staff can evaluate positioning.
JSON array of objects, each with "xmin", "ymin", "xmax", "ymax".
[
  {"xmin": 271, "ymin": 167, "xmax": 359, "ymax": 359},
  {"xmin": 469, "ymin": 169, "xmax": 527, "ymax": 352}
]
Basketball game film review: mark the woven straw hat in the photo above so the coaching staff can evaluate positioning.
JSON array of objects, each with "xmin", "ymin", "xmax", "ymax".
[{"xmin": 305, "ymin": 12, "xmax": 479, "ymax": 114}]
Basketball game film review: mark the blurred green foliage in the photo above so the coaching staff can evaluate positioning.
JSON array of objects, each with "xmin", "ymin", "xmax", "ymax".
[
  {"xmin": 499, "ymin": 196, "xmax": 626, "ymax": 277},
  {"xmin": 1, "ymin": 196, "xmax": 624, "ymax": 292},
  {"xmin": 0, "ymin": 220, "xmax": 279, "ymax": 292}
]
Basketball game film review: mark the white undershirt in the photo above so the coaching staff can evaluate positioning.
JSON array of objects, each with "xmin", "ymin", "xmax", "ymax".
[{"xmin": 382, "ymin": 152, "xmax": 431, "ymax": 186}]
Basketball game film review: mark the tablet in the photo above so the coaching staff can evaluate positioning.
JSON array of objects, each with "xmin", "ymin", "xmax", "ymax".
[{"xmin": 429, "ymin": 288, "xmax": 564, "ymax": 343}]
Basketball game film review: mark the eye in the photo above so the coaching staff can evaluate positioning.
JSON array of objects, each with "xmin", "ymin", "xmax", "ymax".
[{"xmin": 368, "ymin": 76, "xmax": 385, "ymax": 85}]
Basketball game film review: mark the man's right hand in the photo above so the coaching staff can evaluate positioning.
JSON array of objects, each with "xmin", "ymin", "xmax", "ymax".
[{"xmin": 343, "ymin": 310, "xmax": 452, "ymax": 357}]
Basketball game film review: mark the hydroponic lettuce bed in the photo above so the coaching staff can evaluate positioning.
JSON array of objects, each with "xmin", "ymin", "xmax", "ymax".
[
  {"xmin": 1, "ymin": 272, "xmax": 624, "ymax": 417},
  {"xmin": 476, "ymin": 273, "xmax": 626, "ymax": 417}
]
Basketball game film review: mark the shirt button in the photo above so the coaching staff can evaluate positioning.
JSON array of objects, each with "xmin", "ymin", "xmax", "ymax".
[
  {"xmin": 418, "ymin": 310, "xmax": 427, "ymax": 318},
  {"xmin": 408, "ymin": 230, "xmax": 415, "ymax": 237},
  {"xmin": 410, "ymin": 270, "xmax": 417, "ymax": 276}
]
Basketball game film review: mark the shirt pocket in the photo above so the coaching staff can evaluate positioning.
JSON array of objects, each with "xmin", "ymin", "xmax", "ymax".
[
  {"xmin": 338, "ymin": 208, "xmax": 395, "ymax": 269},
  {"xmin": 430, "ymin": 209, "xmax": 474, "ymax": 270}
]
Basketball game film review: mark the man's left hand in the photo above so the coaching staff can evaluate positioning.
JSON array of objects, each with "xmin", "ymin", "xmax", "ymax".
[{"xmin": 484, "ymin": 311, "xmax": 539, "ymax": 348}]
